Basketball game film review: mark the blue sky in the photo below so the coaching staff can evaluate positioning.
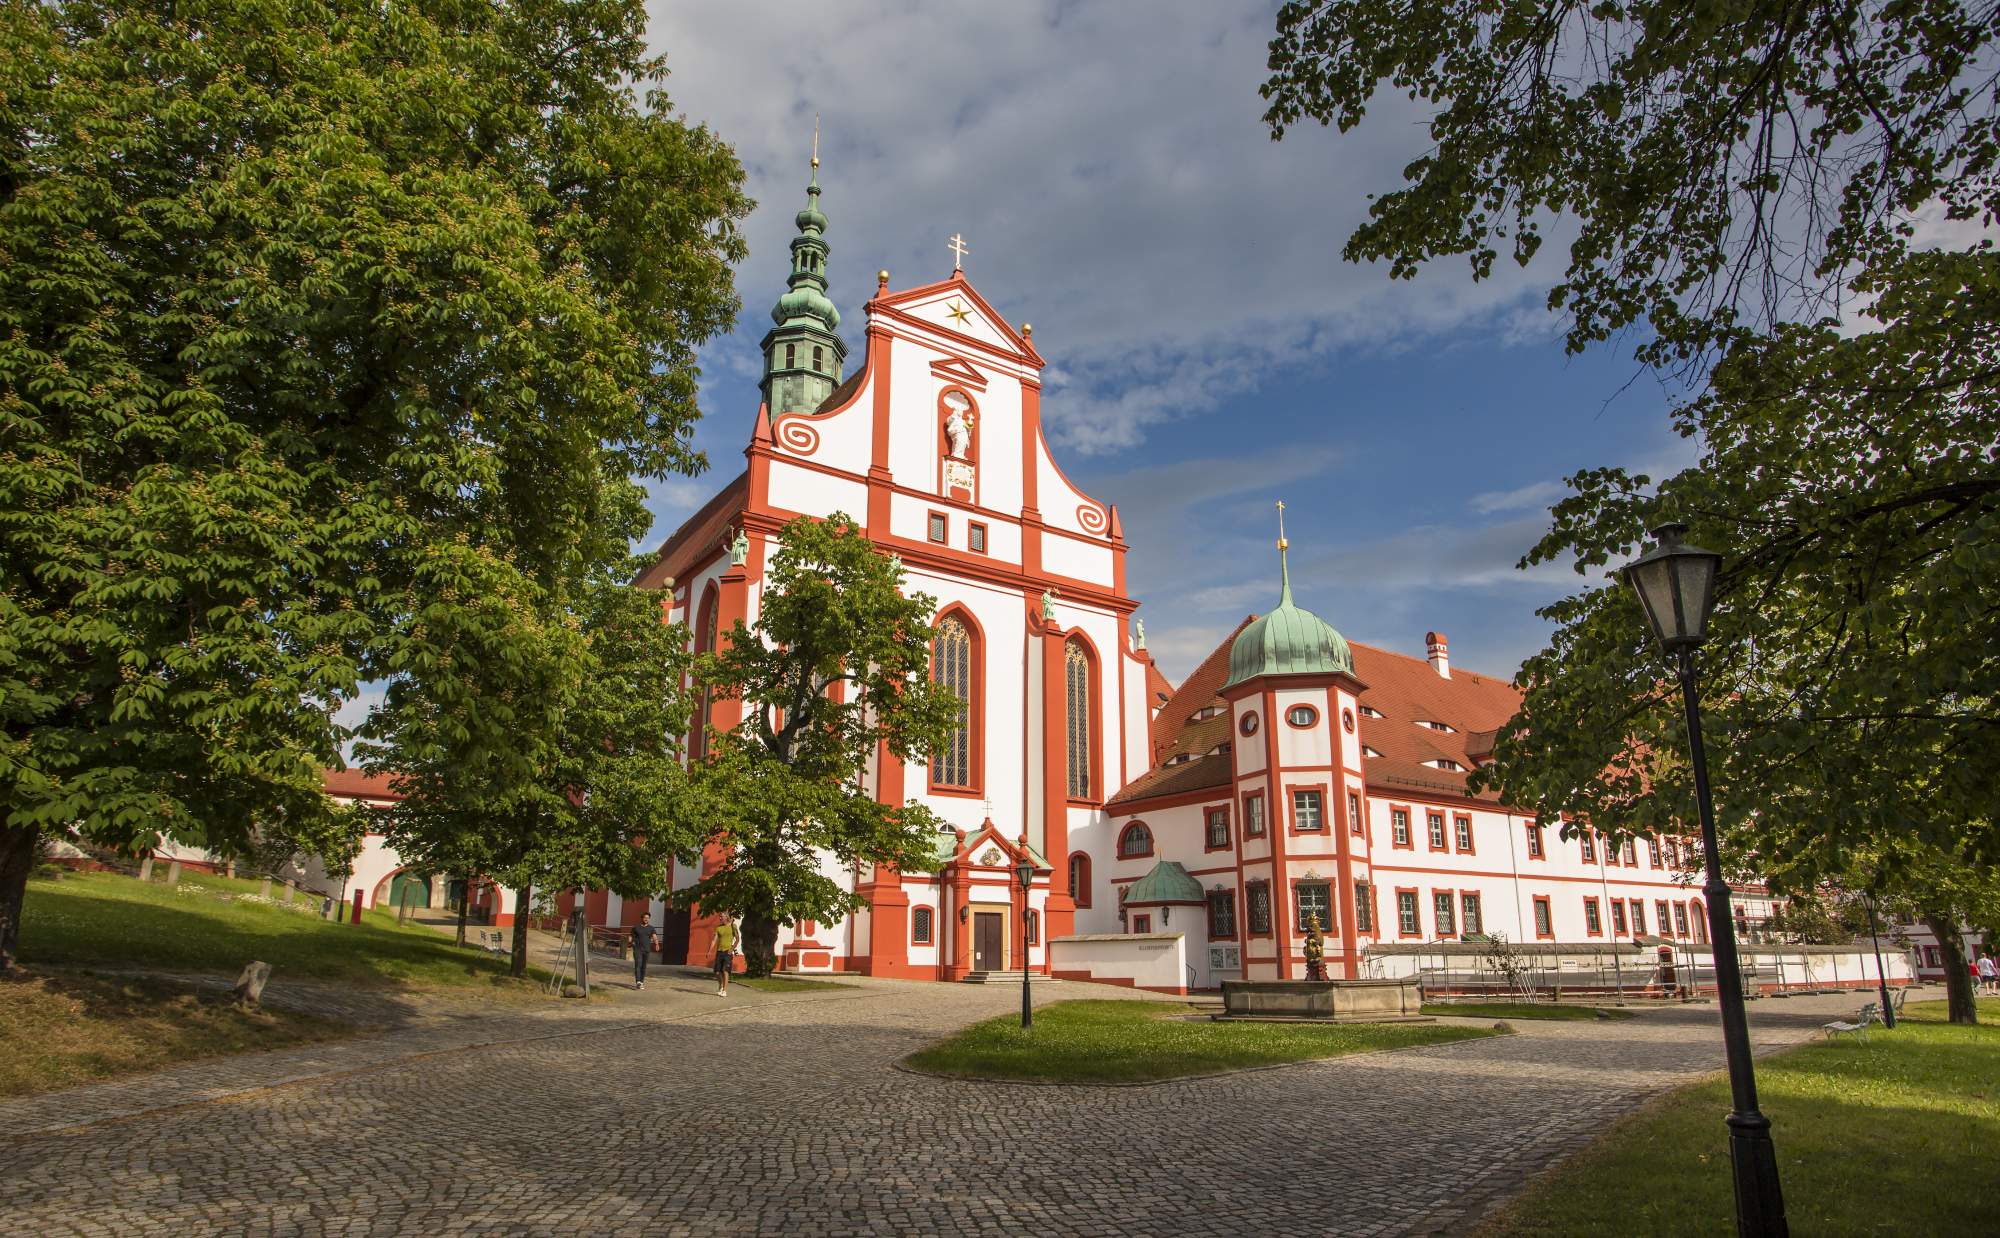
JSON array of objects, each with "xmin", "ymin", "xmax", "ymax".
[{"xmin": 637, "ymin": 1, "xmax": 1699, "ymax": 684}]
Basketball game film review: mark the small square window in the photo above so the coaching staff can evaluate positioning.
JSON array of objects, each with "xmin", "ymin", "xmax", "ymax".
[
  {"xmin": 926, "ymin": 512, "xmax": 947, "ymax": 543},
  {"xmin": 1205, "ymin": 807, "xmax": 1231, "ymax": 849},
  {"xmin": 968, "ymin": 522, "xmax": 987, "ymax": 553},
  {"xmin": 1292, "ymin": 790, "xmax": 1324, "ymax": 832}
]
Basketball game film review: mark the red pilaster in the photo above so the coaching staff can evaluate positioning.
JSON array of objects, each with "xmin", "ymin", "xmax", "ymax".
[
  {"xmin": 1038, "ymin": 619, "xmax": 1076, "ymax": 942},
  {"xmin": 1261, "ymin": 684, "xmax": 1292, "ymax": 978}
]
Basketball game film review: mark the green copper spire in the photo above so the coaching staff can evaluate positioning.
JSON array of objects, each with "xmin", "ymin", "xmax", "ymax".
[
  {"xmin": 1225, "ymin": 499, "xmax": 1353, "ymax": 688},
  {"xmin": 760, "ymin": 117, "xmax": 847, "ymax": 414}
]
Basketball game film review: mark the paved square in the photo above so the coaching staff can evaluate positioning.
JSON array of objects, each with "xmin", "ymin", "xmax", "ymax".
[{"xmin": 0, "ymin": 975, "xmax": 1878, "ymax": 1235}]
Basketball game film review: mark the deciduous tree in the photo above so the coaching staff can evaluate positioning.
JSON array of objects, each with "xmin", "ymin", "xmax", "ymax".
[
  {"xmin": 674, "ymin": 516, "xmax": 962, "ymax": 976},
  {"xmin": 0, "ymin": 0, "xmax": 747, "ymax": 969}
]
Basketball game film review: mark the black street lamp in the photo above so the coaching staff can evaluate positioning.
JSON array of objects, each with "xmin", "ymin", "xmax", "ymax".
[
  {"xmin": 1623, "ymin": 522, "xmax": 1788, "ymax": 1238},
  {"xmin": 1015, "ymin": 858, "xmax": 1037, "ymax": 1029},
  {"xmin": 1864, "ymin": 891, "xmax": 1896, "ymax": 1029}
]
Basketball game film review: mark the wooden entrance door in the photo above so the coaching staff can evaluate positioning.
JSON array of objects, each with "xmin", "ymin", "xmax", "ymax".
[
  {"xmin": 974, "ymin": 912, "xmax": 1005, "ymax": 971},
  {"xmin": 660, "ymin": 906, "xmax": 691, "ymax": 965}
]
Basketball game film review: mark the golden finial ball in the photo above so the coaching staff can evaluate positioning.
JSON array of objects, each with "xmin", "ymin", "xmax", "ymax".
[
  {"xmin": 877, "ymin": 269, "xmax": 889, "ymax": 283},
  {"xmin": 1021, "ymin": 322, "xmax": 1033, "ymax": 336}
]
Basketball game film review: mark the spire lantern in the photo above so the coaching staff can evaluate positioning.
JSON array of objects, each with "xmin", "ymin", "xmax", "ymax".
[
  {"xmin": 760, "ymin": 121, "xmax": 847, "ymax": 415},
  {"xmin": 1224, "ymin": 499, "xmax": 1354, "ymax": 688}
]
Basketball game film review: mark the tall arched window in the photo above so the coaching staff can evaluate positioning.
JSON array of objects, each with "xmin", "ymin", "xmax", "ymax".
[
  {"xmin": 689, "ymin": 586, "xmax": 719, "ymax": 762},
  {"xmin": 785, "ymin": 342, "xmax": 796, "ymax": 367},
  {"xmin": 1064, "ymin": 637, "xmax": 1094, "ymax": 799},
  {"xmin": 1068, "ymin": 852, "xmax": 1092, "ymax": 908},
  {"xmin": 930, "ymin": 612, "xmax": 976, "ymax": 789},
  {"xmin": 812, "ymin": 344, "xmax": 824, "ymax": 370},
  {"xmin": 1117, "ymin": 822, "xmax": 1153, "ymax": 858}
]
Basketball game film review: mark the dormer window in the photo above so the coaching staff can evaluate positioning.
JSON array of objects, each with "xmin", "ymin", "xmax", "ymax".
[
  {"xmin": 1361, "ymin": 745, "xmax": 1383, "ymax": 758},
  {"xmin": 1428, "ymin": 758, "xmax": 1466, "ymax": 772},
  {"xmin": 1415, "ymin": 720, "xmax": 1457, "ymax": 733},
  {"xmin": 1359, "ymin": 704, "xmax": 1384, "ymax": 718}
]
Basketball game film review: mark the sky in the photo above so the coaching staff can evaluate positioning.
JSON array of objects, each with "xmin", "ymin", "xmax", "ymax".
[{"xmin": 636, "ymin": 0, "xmax": 1700, "ymax": 686}]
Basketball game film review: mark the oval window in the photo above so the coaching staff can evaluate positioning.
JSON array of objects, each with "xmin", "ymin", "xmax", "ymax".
[
  {"xmin": 1342, "ymin": 708, "xmax": 1356, "ymax": 733},
  {"xmin": 1239, "ymin": 712, "xmax": 1260, "ymax": 737},
  {"xmin": 1286, "ymin": 705, "xmax": 1319, "ymax": 728}
]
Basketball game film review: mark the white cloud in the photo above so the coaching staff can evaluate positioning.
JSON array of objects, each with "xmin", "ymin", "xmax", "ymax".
[
  {"xmin": 645, "ymin": 2, "xmax": 1561, "ymax": 456},
  {"xmin": 1467, "ymin": 479, "xmax": 1567, "ymax": 516}
]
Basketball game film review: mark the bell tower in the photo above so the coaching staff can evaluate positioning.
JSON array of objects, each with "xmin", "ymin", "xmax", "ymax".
[{"xmin": 759, "ymin": 122, "xmax": 847, "ymax": 414}]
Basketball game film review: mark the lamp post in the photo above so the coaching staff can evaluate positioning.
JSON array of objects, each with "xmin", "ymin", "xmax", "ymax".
[
  {"xmin": 1623, "ymin": 522, "xmax": 1788, "ymax": 1238},
  {"xmin": 1015, "ymin": 858, "xmax": 1037, "ymax": 1029},
  {"xmin": 1864, "ymin": 892, "xmax": 1896, "ymax": 1029}
]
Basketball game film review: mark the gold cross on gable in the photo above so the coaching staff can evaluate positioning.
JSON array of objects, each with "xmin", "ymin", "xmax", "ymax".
[{"xmin": 948, "ymin": 232, "xmax": 969, "ymax": 271}]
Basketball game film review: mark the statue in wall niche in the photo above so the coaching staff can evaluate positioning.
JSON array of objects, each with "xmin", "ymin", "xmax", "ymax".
[
  {"xmin": 1303, "ymin": 912, "xmax": 1328, "ymax": 982},
  {"xmin": 941, "ymin": 392, "xmax": 974, "ymax": 459},
  {"xmin": 1135, "ymin": 619, "xmax": 1147, "ymax": 650},
  {"xmin": 728, "ymin": 527, "xmax": 749, "ymax": 567}
]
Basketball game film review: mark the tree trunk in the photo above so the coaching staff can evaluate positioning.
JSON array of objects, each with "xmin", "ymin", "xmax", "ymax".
[
  {"xmin": 0, "ymin": 824, "xmax": 40, "ymax": 973},
  {"xmin": 742, "ymin": 903, "xmax": 780, "ymax": 977},
  {"xmin": 455, "ymin": 876, "xmax": 469, "ymax": 947},
  {"xmin": 510, "ymin": 884, "xmax": 532, "ymax": 978},
  {"xmin": 1923, "ymin": 912, "xmax": 1979, "ymax": 1024}
]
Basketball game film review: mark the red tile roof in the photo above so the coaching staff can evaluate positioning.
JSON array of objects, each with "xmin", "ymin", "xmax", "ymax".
[
  {"xmin": 635, "ymin": 469, "xmax": 749, "ymax": 590},
  {"xmin": 320, "ymin": 768, "xmax": 404, "ymax": 802},
  {"xmin": 1144, "ymin": 661, "xmax": 1174, "ymax": 711},
  {"xmin": 1109, "ymin": 620, "xmax": 1524, "ymax": 808}
]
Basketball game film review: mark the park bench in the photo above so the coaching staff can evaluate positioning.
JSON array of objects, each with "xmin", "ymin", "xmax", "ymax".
[
  {"xmin": 474, "ymin": 929, "xmax": 508, "ymax": 955},
  {"xmin": 1823, "ymin": 1002, "xmax": 1879, "ymax": 1043},
  {"xmin": 1890, "ymin": 986, "xmax": 1910, "ymax": 1015}
]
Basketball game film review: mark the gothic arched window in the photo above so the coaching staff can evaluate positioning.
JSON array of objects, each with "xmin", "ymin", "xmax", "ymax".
[
  {"xmin": 689, "ymin": 586, "xmax": 719, "ymax": 762},
  {"xmin": 1064, "ymin": 637, "xmax": 1093, "ymax": 799},
  {"xmin": 1068, "ymin": 852, "xmax": 1092, "ymax": 908},
  {"xmin": 785, "ymin": 342, "xmax": 796, "ymax": 368},
  {"xmin": 930, "ymin": 613, "xmax": 976, "ymax": 789}
]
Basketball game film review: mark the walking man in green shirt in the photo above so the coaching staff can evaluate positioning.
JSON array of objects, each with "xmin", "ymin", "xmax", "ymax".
[{"xmin": 712, "ymin": 918, "xmax": 738, "ymax": 995}]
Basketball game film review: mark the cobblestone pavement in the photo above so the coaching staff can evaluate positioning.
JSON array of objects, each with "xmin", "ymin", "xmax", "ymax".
[{"xmin": 0, "ymin": 978, "xmax": 1903, "ymax": 1236}]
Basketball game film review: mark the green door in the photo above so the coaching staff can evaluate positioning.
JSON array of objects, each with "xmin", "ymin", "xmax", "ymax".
[{"xmin": 389, "ymin": 870, "xmax": 431, "ymax": 909}]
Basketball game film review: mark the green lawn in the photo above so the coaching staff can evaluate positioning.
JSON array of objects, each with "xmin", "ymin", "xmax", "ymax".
[
  {"xmin": 1422, "ymin": 1001, "xmax": 1633, "ymax": 1022},
  {"xmin": 21, "ymin": 869, "xmax": 545, "ymax": 993},
  {"xmin": 1480, "ymin": 997, "xmax": 2000, "ymax": 1236},
  {"xmin": 905, "ymin": 998, "xmax": 1497, "ymax": 1083},
  {"xmin": 0, "ymin": 968, "xmax": 352, "ymax": 1097},
  {"xmin": 737, "ymin": 975, "xmax": 855, "ymax": 992}
]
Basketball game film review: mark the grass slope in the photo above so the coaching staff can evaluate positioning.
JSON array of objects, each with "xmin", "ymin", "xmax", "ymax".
[
  {"xmin": 22, "ymin": 870, "xmax": 542, "ymax": 992},
  {"xmin": 1480, "ymin": 997, "xmax": 2000, "ymax": 1236},
  {"xmin": 0, "ymin": 970, "xmax": 350, "ymax": 1097},
  {"xmin": 1422, "ymin": 1002, "xmax": 1633, "ymax": 1022},
  {"xmin": 906, "ymin": 998, "xmax": 1496, "ymax": 1083}
]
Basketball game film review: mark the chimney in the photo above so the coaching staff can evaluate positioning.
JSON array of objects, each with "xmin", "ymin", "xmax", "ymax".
[{"xmin": 1425, "ymin": 631, "xmax": 1450, "ymax": 679}]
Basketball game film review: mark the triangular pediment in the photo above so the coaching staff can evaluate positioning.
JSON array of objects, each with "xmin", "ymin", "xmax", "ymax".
[
  {"xmin": 929, "ymin": 356, "xmax": 988, "ymax": 390},
  {"xmin": 874, "ymin": 275, "xmax": 1042, "ymax": 365}
]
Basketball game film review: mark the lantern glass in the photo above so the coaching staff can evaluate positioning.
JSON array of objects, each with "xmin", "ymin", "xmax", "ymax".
[
  {"xmin": 1622, "ymin": 523, "xmax": 1721, "ymax": 651},
  {"xmin": 1015, "ymin": 860, "xmax": 1035, "ymax": 891}
]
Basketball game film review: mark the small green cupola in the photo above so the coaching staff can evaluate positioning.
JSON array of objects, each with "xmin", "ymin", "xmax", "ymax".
[
  {"xmin": 1225, "ymin": 501, "xmax": 1353, "ymax": 688},
  {"xmin": 759, "ymin": 122, "xmax": 848, "ymax": 414}
]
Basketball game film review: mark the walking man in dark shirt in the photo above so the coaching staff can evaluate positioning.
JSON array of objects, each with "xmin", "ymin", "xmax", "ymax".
[{"xmin": 631, "ymin": 913, "xmax": 659, "ymax": 989}]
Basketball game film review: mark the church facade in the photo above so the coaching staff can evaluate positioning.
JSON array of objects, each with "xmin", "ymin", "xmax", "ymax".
[{"xmin": 611, "ymin": 161, "xmax": 1779, "ymax": 987}]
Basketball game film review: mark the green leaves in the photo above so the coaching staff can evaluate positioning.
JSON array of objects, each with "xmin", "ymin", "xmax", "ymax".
[
  {"xmin": 673, "ymin": 516, "xmax": 959, "ymax": 972},
  {"xmin": 1, "ymin": 0, "xmax": 746, "ymax": 963}
]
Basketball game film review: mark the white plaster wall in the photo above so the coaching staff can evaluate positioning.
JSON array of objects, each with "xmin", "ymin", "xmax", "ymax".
[
  {"xmin": 767, "ymin": 459, "xmax": 868, "ymax": 524},
  {"xmin": 1049, "ymin": 932, "xmax": 1188, "ymax": 991},
  {"xmin": 1040, "ymin": 531, "xmax": 1113, "ymax": 586},
  {"xmin": 1232, "ymin": 698, "xmax": 1267, "ymax": 775},
  {"xmin": 770, "ymin": 390, "xmax": 872, "ymax": 476},
  {"xmin": 1273, "ymin": 687, "xmax": 1334, "ymax": 769}
]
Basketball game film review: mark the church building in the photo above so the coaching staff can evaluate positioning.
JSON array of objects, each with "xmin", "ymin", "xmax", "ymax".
[{"xmin": 607, "ymin": 157, "xmax": 1769, "ymax": 988}]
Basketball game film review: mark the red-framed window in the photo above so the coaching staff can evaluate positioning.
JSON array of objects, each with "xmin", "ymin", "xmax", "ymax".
[
  {"xmin": 1657, "ymin": 899, "xmax": 1674, "ymax": 937},
  {"xmin": 1629, "ymin": 899, "xmax": 1646, "ymax": 935},
  {"xmin": 928, "ymin": 607, "xmax": 982, "ymax": 794},
  {"xmin": 1533, "ymin": 896, "xmax": 1554, "ymax": 939},
  {"xmin": 1672, "ymin": 901, "xmax": 1690, "ymax": 938},
  {"xmin": 1610, "ymin": 899, "xmax": 1628, "ymax": 935},
  {"xmin": 1063, "ymin": 635, "xmax": 1100, "ymax": 803},
  {"xmin": 926, "ymin": 510, "xmax": 948, "ymax": 543},
  {"xmin": 1647, "ymin": 837, "xmax": 1663, "ymax": 867},
  {"xmin": 1391, "ymin": 806, "xmax": 1413, "ymax": 849},
  {"xmin": 1525, "ymin": 822, "xmax": 1544, "ymax": 859},
  {"xmin": 1453, "ymin": 814, "xmax": 1474, "ymax": 853},
  {"xmin": 1242, "ymin": 791, "xmax": 1266, "ymax": 838},
  {"xmin": 1689, "ymin": 899, "xmax": 1707, "ymax": 944},
  {"xmin": 1348, "ymin": 791, "xmax": 1364, "ymax": 836},
  {"xmin": 1246, "ymin": 882, "xmax": 1273, "ymax": 935},
  {"xmin": 1285, "ymin": 703, "xmax": 1319, "ymax": 728},
  {"xmin": 689, "ymin": 584, "xmax": 720, "ymax": 762},
  {"xmin": 911, "ymin": 906, "xmax": 935, "ymax": 945},
  {"xmin": 1239, "ymin": 710, "xmax": 1260, "ymax": 737},
  {"xmin": 967, "ymin": 520, "xmax": 988, "ymax": 554},
  {"xmin": 1208, "ymin": 889, "xmax": 1237, "ymax": 939},
  {"xmin": 1460, "ymin": 891, "xmax": 1483, "ymax": 936},
  {"xmin": 1290, "ymin": 787, "xmax": 1326, "ymax": 833},
  {"xmin": 1131, "ymin": 913, "xmax": 1151, "ymax": 934},
  {"xmin": 1027, "ymin": 909, "xmax": 1040, "ymax": 946},
  {"xmin": 1355, "ymin": 881, "xmax": 1375, "ymax": 934},
  {"xmin": 1203, "ymin": 803, "xmax": 1232, "ymax": 852},
  {"xmin": 1068, "ymin": 852, "xmax": 1091, "ymax": 908},
  {"xmin": 1116, "ymin": 821, "xmax": 1154, "ymax": 859},
  {"xmin": 1426, "ymin": 810, "xmax": 1448, "ymax": 851},
  {"xmin": 1580, "ymin": 831, "xmax": 1597, "ymax": 863},
  {"xmin": 1621, "ymin": 837, "xmax": 1638, "ymax": 866},
  {"xmin": 1294, "ymin": 880, "xmax": 1334, "ymax": 933},
  {"xmin": 1432, "ymin": 890, "xmax": 1457, "ymax": 938},
  {"xmin": 1395, "ymin": 888, "xmax": 1422, "ymax": 937},
  {"xmin": 1603, "ymin": 833, "xmax": 1620, "ymax": 866},
  {"xmin": 1583, "ymin": 897, "xmax": 1603, "ymax": 936}
]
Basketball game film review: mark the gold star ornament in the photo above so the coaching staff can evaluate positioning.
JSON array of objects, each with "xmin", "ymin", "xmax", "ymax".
[{"xmin": 945, "ymin": 299, "xmax": 970, "ymax": 326}]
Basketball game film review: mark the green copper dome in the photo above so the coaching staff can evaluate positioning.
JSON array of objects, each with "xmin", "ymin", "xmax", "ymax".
[
  {"xmin": 1224, "ymin": 514, "xmax": 1352, "ymax": 688},
  {"xmin": 773, "ymin": 281, "xmax": 840, "ymax": 329},
  {"xmin": 759, "ymin": 140, "xmax": 847, "ymax": 414}
]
